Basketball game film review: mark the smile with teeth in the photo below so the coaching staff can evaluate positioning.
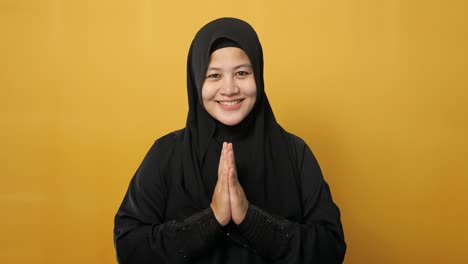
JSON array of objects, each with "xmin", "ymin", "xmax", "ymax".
[{"xmin": 217, "ymin": 99, "xmax": 243, "ymax": 106}]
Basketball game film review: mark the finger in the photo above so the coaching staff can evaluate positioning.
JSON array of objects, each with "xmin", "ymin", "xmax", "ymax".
[
  {"xmin": 227, "ymin": 145, "xmax": 237, "ymax": 179},
  {"xmin": 218, "ymin": 142, "xmax": 227, "ymax": 179},
  {"xmin": 230, "ymin": 143, "xmax": 235, "ymax": 159},
  {"xmin": 228, "ymin": 167, "xmax": 239, "ymax": 195},
  {"xmin": 223, "ymin": 142, "xmax": 230, "ymax": 173},
  {"xmin": 223, "ymin": 143, "xmax": 231, "ymax": 186},
  {"xmin": 222, "ymin": 142, "xmax": 227, "ymax": 162},
  {"xmin": 224, "ymin": 142, "xmax": 230, "ymax": 162},
  {"xmin": 228, "ymin": 167, "xmax": 234, "ymax": 185},
  {"xmin": 224, "ymin": 143, "xmax": 230, "ymax": 177}
]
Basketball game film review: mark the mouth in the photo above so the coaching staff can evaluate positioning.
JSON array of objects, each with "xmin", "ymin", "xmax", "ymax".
[{"xmin": 216, "ymin": 99, "xmax": 244, "ymax": 106}]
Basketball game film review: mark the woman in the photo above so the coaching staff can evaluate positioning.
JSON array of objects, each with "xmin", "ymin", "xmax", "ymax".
[{"xmin": 114, "ymin": 17, "xmax": 346, "ymax": 263}]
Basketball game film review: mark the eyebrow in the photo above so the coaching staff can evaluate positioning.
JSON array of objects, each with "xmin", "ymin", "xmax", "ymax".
[{"xmin": 207, "ymin": 64, "xmax": 253, "ymax": 71}]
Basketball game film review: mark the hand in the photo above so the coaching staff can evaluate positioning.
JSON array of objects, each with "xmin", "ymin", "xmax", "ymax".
[
  {"xmin": 210, "ymin": 142, "xmax": 231, "ymax": 226},
  {"xmin": 226, "ymin": 143, "xmax": 249, "ymax": 225}
]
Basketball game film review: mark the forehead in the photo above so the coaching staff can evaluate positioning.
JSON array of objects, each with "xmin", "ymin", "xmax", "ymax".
[{"xmin": 208, "ymin": 47, "xmax": 251, "ymax": 65}]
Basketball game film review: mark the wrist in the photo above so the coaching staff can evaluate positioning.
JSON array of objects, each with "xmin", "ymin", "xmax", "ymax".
[
  {"xmin": 233, "ymin": 202, "xmax": 249, "ymax": 225},
  {"xmin": 210, "ymin": 203, "xmax": 230, "ymax": 226}
]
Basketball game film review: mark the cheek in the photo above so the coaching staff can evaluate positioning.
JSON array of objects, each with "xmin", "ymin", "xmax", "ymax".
[
  {"xmin": 201, "ymin": 83, "xmax": 214, "ymax": 102},
  {"xmin": 246, "ymin": 80, "xmax": 257, "ymax": 98}
]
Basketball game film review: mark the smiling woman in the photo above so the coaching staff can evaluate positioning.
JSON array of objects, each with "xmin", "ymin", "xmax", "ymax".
[{"xmin": 114, "ymin": 17, "xmax": 346, "ymax": 263}]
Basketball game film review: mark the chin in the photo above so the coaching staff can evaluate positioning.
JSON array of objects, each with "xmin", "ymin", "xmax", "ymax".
[{"xmin": 216, "ymin": 116, "xmax": 244, "ymax": 126}]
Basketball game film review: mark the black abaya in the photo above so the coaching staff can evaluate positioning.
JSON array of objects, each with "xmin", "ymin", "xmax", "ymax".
[{"xmin": 114, "ymin": 17, "xmax": 346, "ymax": 263}]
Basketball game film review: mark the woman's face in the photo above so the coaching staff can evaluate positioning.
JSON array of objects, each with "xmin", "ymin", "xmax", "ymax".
[{"xmin": 201, "ymin": 47, "xmax": 257, "ymax": 126}]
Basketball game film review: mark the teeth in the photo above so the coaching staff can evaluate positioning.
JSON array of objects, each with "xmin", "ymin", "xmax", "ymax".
[{"xmin": 219, "ymin": 100, "xmax": 241, "ymax": 106}]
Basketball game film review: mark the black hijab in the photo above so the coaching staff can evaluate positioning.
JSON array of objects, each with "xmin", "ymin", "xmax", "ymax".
[{"xmin": 180, "ymin": 18, "xmax": 302, "ymax": 220}]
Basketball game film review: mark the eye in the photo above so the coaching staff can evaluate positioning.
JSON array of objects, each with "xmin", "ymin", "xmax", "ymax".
[
  {"xmin": 206, "ymin": 73, "xmax": 221, "ymax": 79},
  {"xmin": 235, "ymin": 71, "xmax": 251, "ymax": 77}
]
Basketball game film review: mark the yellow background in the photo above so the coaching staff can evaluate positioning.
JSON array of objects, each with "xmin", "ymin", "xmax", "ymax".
[{"xmin": 1, "ymin": 0, "xmax": 467, "ymax": 263}]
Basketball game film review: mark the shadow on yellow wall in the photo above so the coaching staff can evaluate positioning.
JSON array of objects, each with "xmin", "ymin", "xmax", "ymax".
[{"xmin": 1, "ymin": 0, "xmax": 467, "ymax": 263}]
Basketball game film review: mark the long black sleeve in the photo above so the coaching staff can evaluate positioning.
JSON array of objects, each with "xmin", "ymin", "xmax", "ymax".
[
  {"xmin": 113, "ymin": 140, "xmax": 223, "ymax": 264},
  {"xmin": 236, "ymin": 140, "xmax": 346, "ymax": 263}
]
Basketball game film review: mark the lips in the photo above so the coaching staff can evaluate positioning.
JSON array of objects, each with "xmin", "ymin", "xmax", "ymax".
[{"xmin": 217, "ymin": 99, "xmax": 244, "ymax": 106}]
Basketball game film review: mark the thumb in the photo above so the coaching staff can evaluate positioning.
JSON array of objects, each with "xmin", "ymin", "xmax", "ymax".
[{"xmin": 228, "ymin": 167, "xmax": 236, "ymax": 187}]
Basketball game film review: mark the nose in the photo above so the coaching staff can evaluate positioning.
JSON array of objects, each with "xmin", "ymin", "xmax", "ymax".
[{"xmin": 220, "ymin": 76, "xmax": 239, "ymax": 95}]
